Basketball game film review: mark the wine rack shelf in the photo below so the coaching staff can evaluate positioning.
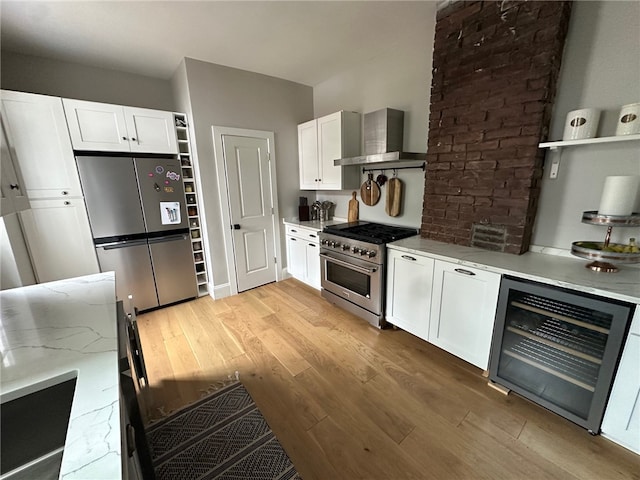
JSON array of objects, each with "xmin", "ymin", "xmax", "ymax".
[{"xmin": 174, "ymin": 113, "xmax": 208, "ymax": 297}]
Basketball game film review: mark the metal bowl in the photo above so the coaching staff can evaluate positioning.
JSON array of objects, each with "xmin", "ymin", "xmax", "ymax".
[{"xmin": 571, "ymin": 241, "xmax": 640, "ymax": 264}]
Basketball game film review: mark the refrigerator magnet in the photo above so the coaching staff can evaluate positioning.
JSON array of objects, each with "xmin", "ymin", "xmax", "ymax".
[{"xmin": 160, "ymin": 201, "xmax": 181, "ymax": 224}]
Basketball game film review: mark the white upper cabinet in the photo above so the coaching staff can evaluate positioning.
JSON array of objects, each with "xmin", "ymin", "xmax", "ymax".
[
  {"xmin": 298, "ymin": 119, "xmax": 319, "ymax": 189},
  {"xmin": 63, "ymin": 99, "xmax": 178, "ymax": 154},
  {"xmin": 1, "ymin": 90, "xmax": 82, "ymax": 199},
  {"xmin": 298, "ymin": 110, "xmax": 360, "ymax": 190},
  {"xmin": 0, "ymin": 122, "xmax": 30, "ymax": 215}
]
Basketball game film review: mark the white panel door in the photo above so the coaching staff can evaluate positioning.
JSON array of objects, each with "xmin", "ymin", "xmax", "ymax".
[
  {"xmin": 317, "ymin": 112, "xmax": 342, "ymax": 189},
  {"xmin": 385, "ymin": 249, "xmax": 434, "ymax": 341},
  {"xmin": 19, "ymin": 197, "xmax": 99, "ymax": 282},
  {"xmin": 298, "ymin": 119, "xmax": 318, "ymax": 189},
  {"xmin": 223, "ymin": 135, "xmax": 276, "ymax": 292},
  {"xmin": 63, "ymin": 99, "xmax": 130, "ymax": 152},
  {"xmin": 124, "ymin": 107, "xmax": 178, "ymax": 154},
  {"xmin": 1, "ymin": 91, "xmax": 82, "ymax": 198},
  {"xmin": 429, "ymin": 261, "xmax": 501, "ymax": 369}
]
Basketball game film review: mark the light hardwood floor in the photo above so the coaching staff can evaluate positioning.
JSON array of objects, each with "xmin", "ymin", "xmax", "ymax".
[{"xmin": 137, "ymin": 279, "xmax": 640, "ymax": 480}]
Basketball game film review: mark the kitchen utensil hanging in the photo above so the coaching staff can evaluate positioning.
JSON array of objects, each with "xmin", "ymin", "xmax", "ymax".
[
  {"xmin": 386, "ymin": 170, "xmax": 403, "ymax": 217},
  {"xmin": 360, "ymin": 173, "xmax": 381, "ymax": 206}
]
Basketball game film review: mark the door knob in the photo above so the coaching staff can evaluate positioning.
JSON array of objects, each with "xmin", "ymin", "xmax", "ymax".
[{"xmin": 232, "ymin": 224, "xmax": 241, "ymax": 230}]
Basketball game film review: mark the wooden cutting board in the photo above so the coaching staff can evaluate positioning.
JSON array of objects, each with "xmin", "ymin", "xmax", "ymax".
[
  {"xmin": 347, "ymin": 191, "xmax": 359, "ymax": 222},
  {"xmin": 386, "ymin": 177, "xmax": 403, "ymax": 217},
  {"xmin": 360, "ymin": 174, "xmax": 380, "ymax": 206}
]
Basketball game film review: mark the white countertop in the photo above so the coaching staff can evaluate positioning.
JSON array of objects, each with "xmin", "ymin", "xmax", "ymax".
[
  {"xmin": 282, "ymin": 217, "xmax": 346, "ymax": 230},
  {"xmin": 0, "ymin": 272, "xmax": 122, "ymax": 479},
  {"xmin": 388, "ymin": 236, "xmax": 640, "ymax": 304}
]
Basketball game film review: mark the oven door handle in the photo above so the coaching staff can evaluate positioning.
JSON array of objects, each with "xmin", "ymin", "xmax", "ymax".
[{"xmin": 320, "ymin": 253, "xmax": 378, "ymax": 274}]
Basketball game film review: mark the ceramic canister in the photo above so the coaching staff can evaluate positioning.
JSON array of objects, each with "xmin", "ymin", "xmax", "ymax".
[
  {"xmin": 615, "ymin": 103, "xmax": 640, "ymax": 136},
  {"xmin": 563, "ymin": 108, "xmax": 600, "ymax": 140}
]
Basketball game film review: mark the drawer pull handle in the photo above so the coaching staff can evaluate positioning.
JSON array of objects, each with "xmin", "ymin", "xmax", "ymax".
[
  {"xmin": 454, "ymin": 268, "xmax": 475, "ymax": 276},
  {"xmin": 290, "ymin": 238, "xmax": 297, "ymax": 241},
  {"xmin": 291, "ymin": 229, "xmax": 297, "ymax": 233},
  {"xmin": 62, "ymin": 191, "xmax": 69, "ymax": 195},
  {"xmin": 309, "ymin": 234, "xmax": 316, "ymax": 238},
  {"xmin": 401, "ymin": 255, "xmax": 417, "ymax": 261},
  {"xmin": 309, "ymin": 243, "xmax": 316, "ymax": 247},
  {"xmin": 64, "ymin": 201, "xmax": 71, "ymax": 206}
]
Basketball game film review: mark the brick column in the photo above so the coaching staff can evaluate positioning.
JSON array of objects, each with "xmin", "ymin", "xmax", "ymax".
[{"xmin": 422, "ymin": 1, "xmax": 572, "ymax": 254}]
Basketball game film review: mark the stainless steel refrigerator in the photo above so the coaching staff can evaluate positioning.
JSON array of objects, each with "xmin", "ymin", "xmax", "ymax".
[{"xmin": 76, "ymin": 155, "xmax": 197, "ymax": 311}]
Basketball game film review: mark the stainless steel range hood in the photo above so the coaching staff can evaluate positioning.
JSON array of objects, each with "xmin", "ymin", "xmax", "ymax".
[{"xmin": 335, "ymin": 108, "xmax": 426, "ymax": 166}]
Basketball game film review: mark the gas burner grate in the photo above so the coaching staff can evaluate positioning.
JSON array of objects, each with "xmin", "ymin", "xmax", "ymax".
[{"xmin": 323, "ymin": 222, "xmax": 417, "ymax": 244}]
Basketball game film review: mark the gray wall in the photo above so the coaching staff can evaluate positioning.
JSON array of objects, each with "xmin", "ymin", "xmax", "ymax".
[
  {"xmin": 312, "ymin": 2, "xmax": 437, "ymax": 228},
  {"xmin": 1, "ymin": 51, "xmax": 174, "ymax": 110},
  {"xmin": 532, "ymin": 1, "xmax": 640, "ymax": 249},
  {"xmin": 172, "ymin": 58, "xmax": 313, "ymax": 287}
]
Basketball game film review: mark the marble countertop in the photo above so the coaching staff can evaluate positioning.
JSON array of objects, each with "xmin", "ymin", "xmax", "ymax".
[
  {"xmin": 282, "ymin": 217, "xmax": 346, "ymax": 230},
  {"xmin": 388, "ymin": 236, "xmax": 640, "ymax": 304},
  {"xmin": 0, "ymin": 272, "xmax": 121, "ymax": 479}
]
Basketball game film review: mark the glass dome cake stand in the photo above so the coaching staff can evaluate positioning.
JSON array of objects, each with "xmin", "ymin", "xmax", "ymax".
[{"xmin": 571, "ymin": 211, "xmax": 640, "ymax": 273}]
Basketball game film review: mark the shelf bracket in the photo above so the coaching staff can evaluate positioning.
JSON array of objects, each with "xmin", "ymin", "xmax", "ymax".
[{"xmin": 548, "ymin": 146, "xmax": 562, "ymax": 179}]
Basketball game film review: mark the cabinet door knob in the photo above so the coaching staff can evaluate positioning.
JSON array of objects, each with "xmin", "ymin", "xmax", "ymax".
[
  {"xmin": 454, "ymin": 268, "xmax": 475, "ymax": 276},
  {"xmin": 9, "ymin": 183, "xmax": 20, "ymax": 190},
  {"xmin": 122, "ymin": 136, "xmax": 127, "ymax": 140},
  {"xmin": 232, "ymin": 224, "xmax": 241, "ymax": 230},
  {"xmin": 64, "ymin": 201, "xmax": 71, "ymax": 206},
  {"xmin": 131, "ymin": 137, "xmax": 137, "ymax": 141},
  {"xmin": 62, "ymin": 190, "xmax": 69, "ymax": 195}
]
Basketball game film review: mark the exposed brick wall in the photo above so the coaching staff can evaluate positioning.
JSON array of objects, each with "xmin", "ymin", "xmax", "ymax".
[{"xmin": 422, "ymin": 1, "xmax": 572, "ymax": 254}]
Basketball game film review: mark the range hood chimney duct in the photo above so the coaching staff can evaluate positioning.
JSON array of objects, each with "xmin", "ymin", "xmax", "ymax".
[{"xmin": 335, "ymin": 108, "xmax": 425, "ymax": 166}]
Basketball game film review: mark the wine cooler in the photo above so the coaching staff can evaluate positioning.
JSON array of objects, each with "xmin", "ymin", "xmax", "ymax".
[{"xmin": 489, "ymin": 276, "xmax": 635, "ymax": 434}]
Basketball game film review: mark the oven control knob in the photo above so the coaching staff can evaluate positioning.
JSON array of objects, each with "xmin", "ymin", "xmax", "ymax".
[
  {"xmin": 321, "ymin": 239, "xmax": 328, "ymax": 246},
  {"xmin": 341, "ymin": 244, "xmax": 350, "ymax": 251},
  {"xmin": 367, "ymin": 251, "xmax": 376, "ymax": 258},
  {"xmin": 359, "ymin": 249, "xmax": 368, "ymax": 256},
  {"xmin": 351, "ymin": 246, "xmax": 359, "ymax": 253}
]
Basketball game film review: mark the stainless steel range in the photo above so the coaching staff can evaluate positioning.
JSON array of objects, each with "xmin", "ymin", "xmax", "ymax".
[{"xmin": 319, "ymin": 221, "xmax": 418, "ymax": 328}]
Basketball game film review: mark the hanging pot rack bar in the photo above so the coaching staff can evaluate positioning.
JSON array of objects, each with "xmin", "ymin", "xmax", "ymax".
[{"xmin": 361, "ymin": 162, "xmax": 426, "ymax": 174}]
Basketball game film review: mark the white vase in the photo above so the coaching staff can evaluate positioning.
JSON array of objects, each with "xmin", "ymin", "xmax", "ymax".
[
  {"xmin": 563, "ymin": 108, "xmax": 600, "ymax": 140},
  {"xmin": 615, "ymin": 103, "xmax": 640, "ymax": 136}
]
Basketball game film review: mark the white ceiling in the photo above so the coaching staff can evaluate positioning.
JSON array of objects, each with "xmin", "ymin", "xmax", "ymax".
[{"xmin": 1, "ymin": 1, "xmax": 438, "ymax": 87}]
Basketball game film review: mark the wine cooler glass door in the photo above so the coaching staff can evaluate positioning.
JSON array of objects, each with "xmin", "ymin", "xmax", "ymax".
[{"xmin": 489, "ymin": 277, "xmax": 634, "ymax": 433}]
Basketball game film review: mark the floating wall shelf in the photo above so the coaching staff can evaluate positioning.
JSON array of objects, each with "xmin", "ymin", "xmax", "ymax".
[{"xmin": 538, "ymin": 134, "xmax": 640, "ymax": 179}]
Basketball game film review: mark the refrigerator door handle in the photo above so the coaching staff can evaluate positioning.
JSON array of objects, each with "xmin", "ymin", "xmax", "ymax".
[
  {"xmin": 99, "ymin": 239, "xmax": 148, "ymax": 250},
  {"xmin": 148, "ymin": 233, "xmax": 189, "ymax": 244}
]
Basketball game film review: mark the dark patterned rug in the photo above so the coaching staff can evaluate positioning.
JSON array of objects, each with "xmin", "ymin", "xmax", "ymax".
[{"xmin": 146, "ymin": 381, "xmax": 301, "ymax": 480}]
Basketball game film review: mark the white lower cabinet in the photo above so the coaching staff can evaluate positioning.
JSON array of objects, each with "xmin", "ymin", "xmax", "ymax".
[
  {"xmin": 19, "ymin": 198, "xmax": 99, "ymax": 283},
  {"xmin": 429, "ymin": 260, "xmax": 501, "ymax": 369},
  {"xmin": 285, "ymin": 224, "xmax": 320, "ymax": 289},
  {"xmin": 385, "ymin": 249, "xmax": 434, "ymax": 340},
  {"xmin": 601, "ymin": 307, "xmax": 640, "ymax": 453},
  {"xmin": 386, "ymin": 248, "xmax": 501, "ymax": 370}
]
